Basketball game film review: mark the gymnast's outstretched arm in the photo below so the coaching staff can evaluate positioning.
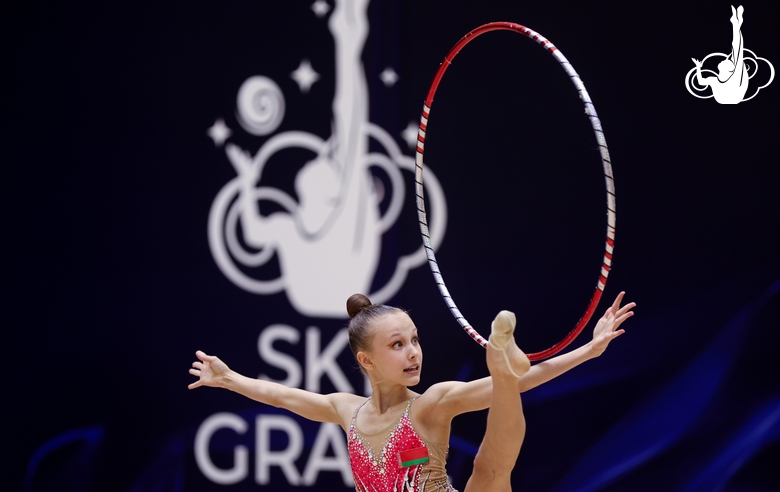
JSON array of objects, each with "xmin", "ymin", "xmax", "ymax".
[
  {"xmin": 188, "ymin": 350, "xmax": 361, "ymax": 427},
  {"xmin": 692, "ymin": 58, "xmax": 712, "ymax": 87}
]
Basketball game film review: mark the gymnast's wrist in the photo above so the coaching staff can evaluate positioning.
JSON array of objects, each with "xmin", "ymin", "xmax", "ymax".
[
  {"xmin": 220, "ymin": 369, "xmax": 241, "ymax": 389},
  {"xmin": 584, "ymin": 341, "xmax": 605, "ymax": 359}
]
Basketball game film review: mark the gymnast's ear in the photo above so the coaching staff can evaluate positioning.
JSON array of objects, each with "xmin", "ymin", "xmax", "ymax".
[{"xmin": 356, "ymin": 351, "xmax": 375, "ymax": 371}]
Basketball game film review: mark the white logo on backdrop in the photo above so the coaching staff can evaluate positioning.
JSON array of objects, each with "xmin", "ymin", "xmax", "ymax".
[
  {"xmin": 685, "ymin": 5, "xmax": 774, "ymax": 104},
  {"xmin": 207, "ymin": 0, "xmax": 447, "ymax": 317}
]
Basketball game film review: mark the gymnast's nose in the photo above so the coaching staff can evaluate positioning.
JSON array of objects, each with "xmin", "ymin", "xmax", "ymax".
[{"xmin": 408, "ymin": 344, "xmax": 420, "ymax": 360}]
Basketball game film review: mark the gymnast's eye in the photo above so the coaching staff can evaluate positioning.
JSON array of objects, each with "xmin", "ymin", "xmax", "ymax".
[
  {"xmin": 412, "ymin": 336, "xmax": 419, "ymax": 345},
  {"xmin": 392, "ymin": 341, "xmax": 403, "ymax": 348}
]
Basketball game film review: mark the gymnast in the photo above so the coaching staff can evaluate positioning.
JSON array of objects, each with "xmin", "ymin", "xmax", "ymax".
[
  {"xmin": 692, "ymin": 5, "xmax": 748, "ymax": 104},
  {"xmin": 189, "ymin": 292, "xmax": 634, "ymax": 491}
]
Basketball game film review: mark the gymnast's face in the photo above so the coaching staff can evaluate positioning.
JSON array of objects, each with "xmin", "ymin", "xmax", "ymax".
[{"xmin": 364, "ymin": 312, "xmax": 423, "ymax": 386}]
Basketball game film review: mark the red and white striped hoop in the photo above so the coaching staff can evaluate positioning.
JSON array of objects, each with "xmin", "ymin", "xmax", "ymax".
[{"xmin": 415, "ymin": 22, "xmax": 616, "ymax": 361}]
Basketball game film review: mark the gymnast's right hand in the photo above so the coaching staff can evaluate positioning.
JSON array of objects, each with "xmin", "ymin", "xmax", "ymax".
[{"xmin": 188, "ymin": 350, "xmax": 230, "ymax": 389}]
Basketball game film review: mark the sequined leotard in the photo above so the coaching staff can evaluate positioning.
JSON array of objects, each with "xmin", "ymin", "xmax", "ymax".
[{"xmin": 348, "ymin": 397, "xmax": 457, "ymax": 492}]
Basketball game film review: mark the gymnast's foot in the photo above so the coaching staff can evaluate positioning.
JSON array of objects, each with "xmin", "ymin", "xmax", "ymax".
[
  {"xmin": 731, "ymin": 5, "xmax": 744, "ymax": 26},
  {"xmin": 487, "ymin": 310, "xmax": 530, "ymax": 380}
]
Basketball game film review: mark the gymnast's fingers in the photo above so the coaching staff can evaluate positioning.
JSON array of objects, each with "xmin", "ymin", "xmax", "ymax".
[
  {"xmin": 615, "ymin": 301, "xmax": 636, "ymax": 318},
  {"xmin": 610, "ymin": 291, "xmax": 625, "ymax": 313},
  {"xmin": 196, "ymin": 350, "xmax": 217, "ymax": 362},
  {"xmin": 609, "ymin": 329, "xmax": 625, "ymax": 340},
  {"xmin": 614, "ymin": 310, "xmax": 635, "ymax": 327}
]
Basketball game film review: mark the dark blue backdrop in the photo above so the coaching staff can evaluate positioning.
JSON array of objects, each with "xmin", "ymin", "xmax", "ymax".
[{"xmin": 4, "ymin": 1, "xmax": 779, "ymax": 491}]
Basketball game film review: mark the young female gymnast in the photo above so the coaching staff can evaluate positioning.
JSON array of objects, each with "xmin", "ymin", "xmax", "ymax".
[{"xmin": 189, "ymin": 292, "xmax": 634, "ymax": 491}]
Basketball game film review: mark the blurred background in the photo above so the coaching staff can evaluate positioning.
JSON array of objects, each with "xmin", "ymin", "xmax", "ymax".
[{"xmin": 3, "ymin": 1, "xmax": 779, "ymax": 490}]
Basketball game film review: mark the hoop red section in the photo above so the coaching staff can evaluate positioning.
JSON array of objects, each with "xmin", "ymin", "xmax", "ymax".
[{"xmin": 414, "ymin": 22, "xmax": 616, "ymax": 361}]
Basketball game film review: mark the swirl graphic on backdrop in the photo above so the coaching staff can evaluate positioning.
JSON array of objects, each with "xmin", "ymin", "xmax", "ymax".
[
  {"xmin": 685, "ymin": 6, "xmax": 774, "ymax": 104},
  {"xmin": 236, "ymin": 76, "xmax": 286, "ymax": 136},
  {"xmin": 207, "ymin": 0, "xmax": 446, "ymax": 318}
]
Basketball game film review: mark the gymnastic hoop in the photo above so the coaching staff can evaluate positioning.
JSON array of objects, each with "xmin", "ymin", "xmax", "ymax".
[{"xmin": 414, "ymin": 22, "xmax": 616, "ymax": 361}]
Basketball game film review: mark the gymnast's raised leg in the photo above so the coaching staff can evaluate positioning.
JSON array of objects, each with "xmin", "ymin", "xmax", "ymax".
[{"xmin": 464, "ymin": 311, "xmax": 530, "ymax": 492}]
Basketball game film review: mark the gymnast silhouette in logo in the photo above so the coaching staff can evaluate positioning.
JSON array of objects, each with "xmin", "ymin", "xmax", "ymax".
[
  {"xmin": 686, "ymin": 5, "xmax": 775, "ymax": 104},
  {"xmin": 208, "ymin": 0, "xmax": 446, "ymax": 318}
]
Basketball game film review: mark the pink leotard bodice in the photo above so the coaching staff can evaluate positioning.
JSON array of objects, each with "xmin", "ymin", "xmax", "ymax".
[{"xmin": 347, "ymin": 396, "xmax": 456, "ymax": 492}]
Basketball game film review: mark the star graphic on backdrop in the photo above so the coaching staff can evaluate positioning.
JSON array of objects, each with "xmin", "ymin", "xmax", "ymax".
[
  {"xmin": 380, "ymin": 67, "xmax": 399, "ymax": 87},
  {"xmin": 401, "ymin": 121, "xmax": 419, "ymax": 150},
  {"xmin": 207, "ymin": 118, "xmax": 232, "ymax": 147},
  {"xmin": 311, "ymin": 0, "xmax": 331, "ymax": 18},
  {"xmin": 290, "ymin": 59, "xmax": 320, "ymax": 93}
]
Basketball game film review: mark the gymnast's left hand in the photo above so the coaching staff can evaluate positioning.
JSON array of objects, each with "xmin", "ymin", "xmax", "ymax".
[{"xmin": 589, "ymin": 291, "xmax": 635, "ymax": 357}]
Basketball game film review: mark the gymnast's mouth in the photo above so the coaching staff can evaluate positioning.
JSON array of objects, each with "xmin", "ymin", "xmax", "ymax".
[{"xmin": 404, "ymin": 365, "xmax": 420, "ymax": 373}]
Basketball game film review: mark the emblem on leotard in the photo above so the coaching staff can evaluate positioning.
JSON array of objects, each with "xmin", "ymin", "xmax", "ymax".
[
  {"xmin": 205, "ymin": 0, "xmax": 447, "ymax": 318},
  {"xmin": 685, "ymin": 5, "xmax": 774, "ymax": 104},
  {"xmin": 399, "ymin": 447, "xmax": 429, "ymax": 468}
]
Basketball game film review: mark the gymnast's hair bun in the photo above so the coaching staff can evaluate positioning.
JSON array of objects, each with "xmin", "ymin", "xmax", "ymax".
[{"xmin": 346, "ymin": 294, "xmax": 372, "ymax": 318}]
